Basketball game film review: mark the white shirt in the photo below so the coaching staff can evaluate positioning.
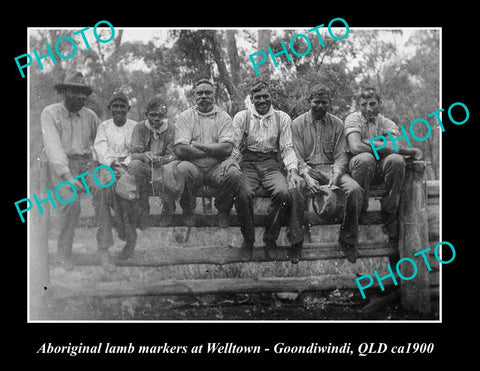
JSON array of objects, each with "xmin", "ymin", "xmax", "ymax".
[{"xmin": 94, "ymin": 118, "xmax": 138, "ymax": 166}]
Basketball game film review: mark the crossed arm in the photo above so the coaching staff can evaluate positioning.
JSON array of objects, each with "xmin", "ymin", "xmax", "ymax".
[{"xmin": 174, "ymin": 141, "xmax": 233, "ymax": 160}]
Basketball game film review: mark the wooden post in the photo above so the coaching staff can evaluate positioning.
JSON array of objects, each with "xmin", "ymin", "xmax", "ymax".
[
  {"xmin": 398, "ymin": 160, "xmax": 430, "ymax": 314},
  {"xmin": 29, "ymin": 157, "xmax": 51, "ymax": 320}
]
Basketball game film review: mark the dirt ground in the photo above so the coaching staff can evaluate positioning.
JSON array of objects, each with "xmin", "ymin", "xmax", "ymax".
[{"xmin": 41, "ymin": 288, "xmax": 438, "ymax": 321}]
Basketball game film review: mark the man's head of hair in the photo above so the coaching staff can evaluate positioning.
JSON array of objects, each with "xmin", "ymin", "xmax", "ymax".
[
  {"xmin": 108, "ymin": 92, "xmax": 129, "ymax": 109},
  {"xmin": 250, "ymin": 80, "xmax": 270, "ymax": 96},
  {"xmin": 308, "ymin": 85, "xmax": 331, "ymax": 101},
  {"xmin": 195, "ymin": 78, "xmax": 215, "ymax": 89},
  {"xmin": 145, "ymin": 96, "xmax": 167, "ymax": 115},
  {"xmin": 358, "ymin": 87, "xmax": 381, "ymax": 102}
]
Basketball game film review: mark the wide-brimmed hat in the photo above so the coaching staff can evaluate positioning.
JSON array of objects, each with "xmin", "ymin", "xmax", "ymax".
[
  {"xmin": 54, "ymin": 71, "xmax": 93, "ymax": 95},
  {"xmin": 312, "ymin": 185, "xmax": 345, "ymax": 220}
]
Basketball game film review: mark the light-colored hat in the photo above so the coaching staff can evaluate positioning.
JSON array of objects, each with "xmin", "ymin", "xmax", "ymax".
[{"xmin": 312, "ymin": 185, "xmax": 345, "ymax": 220}]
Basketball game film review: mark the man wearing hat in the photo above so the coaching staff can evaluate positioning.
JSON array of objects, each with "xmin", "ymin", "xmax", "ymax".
[
  {"xmin": 94, "ymin": 92, "xmax": 138, "ymax": 259},
  {"xmin": 291, "ymin": 85, "xmax": 363, "ymax": 263},
  {"xmin": 126, "ymin": 96, "xmax": 178, "ymax": 246},
  {"xmin": 41, "ymin": 71, "xmax": 117, "ymax": 272}
]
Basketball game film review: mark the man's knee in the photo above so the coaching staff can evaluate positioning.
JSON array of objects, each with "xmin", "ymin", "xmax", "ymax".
[
  {"xmin": 272, "ymin": 182, "xmax": 290, "ymax": 204},
  {"xmin": 176, "ymin": 161, "xmax": 199, "ymax": 180},
  {"xmin": 383, "ymin": 153, "xmax": 406, "ymax": 172},
  {"xmin": 350, "ymin": 152, "xmax": 376, "ymax": 171},
  {"xmin": 224, "ymin": 166, "xmax": 242, "ymax": 183}
]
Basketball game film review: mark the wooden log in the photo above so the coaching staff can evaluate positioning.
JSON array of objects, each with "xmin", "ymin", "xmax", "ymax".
[
  {"xmin": 77, "ymin": 210, "xmax": 384, "ymax": 229},
  {"xmin": 29, "ymin": 157, "xmax": 51, "ymax": 319},
  {"xmin": 51, "ymin": 241, "xmax": 398, "ymax": 267},
  {"xmin": 50, "ymin": 274, "xmax": 396, "ymax": 299},
  {"xmin": 398, "ymin": 161, "xmax": 431, "ymax": 314}
]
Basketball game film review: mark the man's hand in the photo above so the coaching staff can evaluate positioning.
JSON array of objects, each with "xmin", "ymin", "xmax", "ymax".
[
  {"xmin": 141, "ymin": 151, "xmax": 155, "ymax": 162},
  {"xmin": 287, "ymin": 169, "xmax": 303, "ymax": 190},
  {"xmin": 110, "ymin": 160, "xmax": 125, "ymax": 178},
  {"xmin": 61, "ymin": 172, "xmax": 85, "ymax": 192},
  {"xmin": 328, "ymin": 173, "xmax": 341, "ymax": 188},
  {"xmin": 304, "ymin": 173, "xmax": 321, "ymax": 194},
  {"xmin": 221, "ymin": 156, "xmax": 241, "ymax": 175}
]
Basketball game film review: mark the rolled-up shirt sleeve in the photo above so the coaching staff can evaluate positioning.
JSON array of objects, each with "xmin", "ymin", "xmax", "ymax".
[
  {"xmin": 174, "ymin": 112, "xmax": 192, "ymax": 146},
  {"xmin": 217, "ymin": 112, "xmax": 235, "ymax": 144},
  {"xmin": 41, "ymin": 107, "xmax": 70, "ymax": 177},
  {"xmin": 344, "ymin": 112, "xmax": 363, "ymax": 138},
  {"xmin": 231, "ymin": 111, "xmax": 246, "ymax": 160},
  {"xmin": 278, "ymin": 112, "xmax": 298, "ymax": 171}
]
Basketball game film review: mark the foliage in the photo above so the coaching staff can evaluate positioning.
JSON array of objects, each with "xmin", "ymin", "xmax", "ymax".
[{"xmin": 29, "ymin": 28, "xmax": 440, "ymax": 177}]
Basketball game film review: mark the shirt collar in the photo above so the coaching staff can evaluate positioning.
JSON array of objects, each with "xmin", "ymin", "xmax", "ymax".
[
  {"xmin": 61, "ymin": 102, "xmax": 82, "ymax": 118},
  {"xmin": 145, "ymin": 119, "xmax": 168, "ymax": 137},
  {"xmin": 251, "ymin": 105, "xmax": 274, "ymax": 119},
  {"xmin": 308, "ymin": 110, "xmax": 328, "ymax": 125},
  {"xmin": 360, "ymin": 112, "xmax": 383, "ymax": 126},
  {"xmin": 195, "ymin": 105, "xmax": 221, "ymax": 116}
]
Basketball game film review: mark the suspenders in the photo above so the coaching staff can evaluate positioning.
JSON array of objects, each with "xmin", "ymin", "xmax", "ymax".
[{"xmin": 240, "ymin": 110, "xmax": 281, "ymax": 154}]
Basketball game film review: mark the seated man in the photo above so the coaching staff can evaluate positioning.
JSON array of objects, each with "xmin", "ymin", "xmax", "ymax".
[
  {"xmin": 41, "ymin": 71, "xmax": 116, "ymax": 272},
  {"xmin": 174, "ymin": 79, "xmax": 242, "ymax": 227},
  {"xmin": 292, "ymin": 85, "xmax": 363, "ymax": 263},
  {"xmin": 94, "ymin": 92, "xmax": 138, "ymax": 259},
  {"xmin": 232, "ymin": 81, "xmax": 304, "ymax": 263},
  {"xmin": 126, "ymin": 96, "xmax": 178, "ymax": 250},
  {"xmin": 345, "ymin": 87, "xmax": 406, "ymax": 240}
]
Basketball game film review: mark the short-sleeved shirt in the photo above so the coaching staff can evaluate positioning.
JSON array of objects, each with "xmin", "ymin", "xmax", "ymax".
[
  {"xmin": 41, "ymin": 102, "xmax": 100, "ymax": 176},
  {"xmin": 174, "ymin": 105, "xmax": 234, "ymax": 146},
  {"xmin": 174, "ymin": 105, "xmax": 234, "ymax": 169},
  {"xmin": 344, "ymin": 111, "xmax": 400, "ymax": 140},
  {"xmin": 292, "ymin": 111, "xmax": 348, "ymax": 176}
]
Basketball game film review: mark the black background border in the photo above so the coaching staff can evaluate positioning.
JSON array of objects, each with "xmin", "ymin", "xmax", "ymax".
[{"xmin": 7, "ymin": 3, "xmax": 476, "ymax": 364}]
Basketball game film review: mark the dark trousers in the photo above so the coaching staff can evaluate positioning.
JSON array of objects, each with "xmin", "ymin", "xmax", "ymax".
[
  {"xmin": 235, "ymin": 151, "xmax": 304, "ymax": 245},
  {"xmin": 349, "ymin": 153, "xmax": 406, "ymax": 221},
  {"xmin": 128, "ymin": 159, "xmax": 176, "ymax": 228},
  {"xmin": 176, "ymin": 159, "xmax": 242, "ymax": 214},
  {"xmin": 50, "ymin": 157, "xmax": 114, "ymax": 256},
  {"xmin": 301, "ymin": 168, "xmax": 363, "ymax": 246}
]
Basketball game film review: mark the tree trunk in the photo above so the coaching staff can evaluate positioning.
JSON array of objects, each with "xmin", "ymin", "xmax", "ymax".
[
  {"xmin": 226, "ymin": 30, "xmax": 241, "ymax": 86},
  {"xmin": 208, "ymin": 31, "xmax": 243, "ymax": 115},
  {"xmin": 257, "ymin": 30, "xmax": 271, "ymax": 77}
]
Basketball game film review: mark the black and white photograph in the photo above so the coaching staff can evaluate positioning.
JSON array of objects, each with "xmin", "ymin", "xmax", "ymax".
[{"xmin": 26, "ymin": 25, "xmax": 441, "ymax": 322}]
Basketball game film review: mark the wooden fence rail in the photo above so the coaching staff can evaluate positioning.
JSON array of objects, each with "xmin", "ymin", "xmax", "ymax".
[{"xmin": 29, "ymin": 157, "xmax": 439, "ymax": 318}]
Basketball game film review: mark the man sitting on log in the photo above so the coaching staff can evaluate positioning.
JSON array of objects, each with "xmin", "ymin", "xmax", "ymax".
[
  {"xmin": 345, "ymin": 87, "xmax": 406, "ymax": 240},
  {"xmin": 125, "ymin": 96, "xmax": 178, "ymax": 258},
  {"xmin": 173, "ymin": 78, "xmax": 242, "ymax": 228},
  {"xmin": 94, "ymin": 92, "xmax": 139, "ymax": 260},
  {"xmin": 292, "ymin": 85, "xmax": 363, "ymax": 263},
  {"xmin": 232, "ymin": 81, "xmax": 304, "ymax": 263}
]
